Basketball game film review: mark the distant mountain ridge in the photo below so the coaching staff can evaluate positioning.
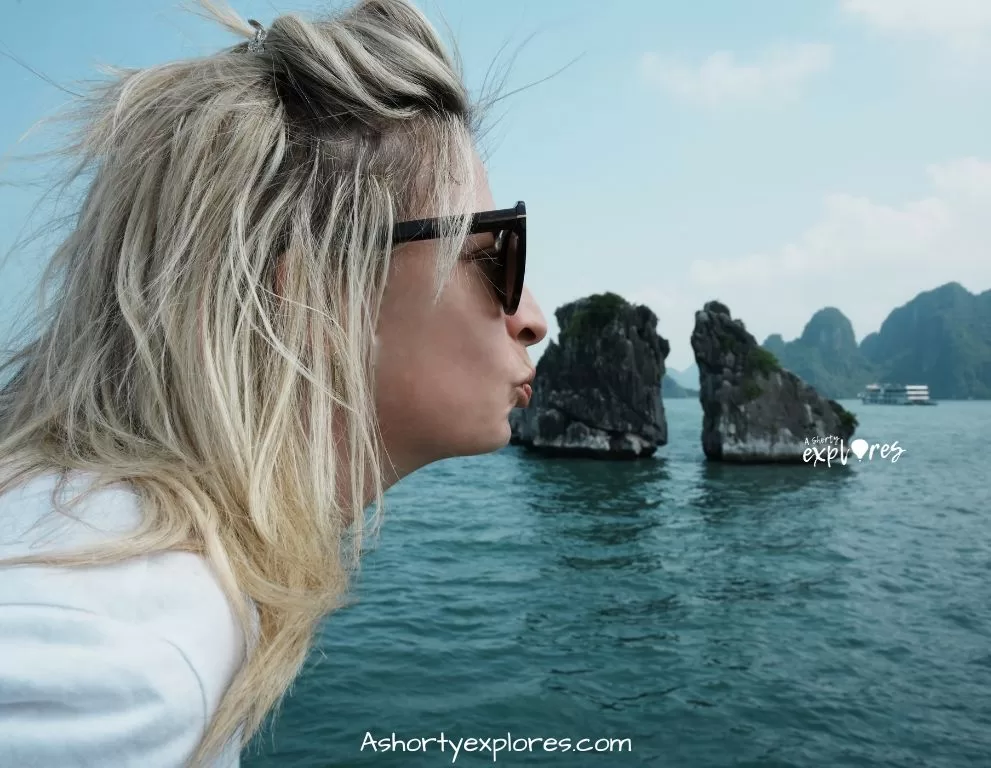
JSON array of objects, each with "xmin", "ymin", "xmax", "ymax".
[
  {"xmin": 761, "ymin": 282, "xmax": 991, "ymax": 400},
  {"xmin": 667, "ymin": 365, "xmax": 699, "ymax": 390},
  {"xmin": 662, "ymin": 374, "xmax": 698, "ymax": 398}
]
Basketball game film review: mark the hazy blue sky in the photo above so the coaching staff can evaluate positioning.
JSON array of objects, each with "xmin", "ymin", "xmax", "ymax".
[{"xmin": 3, "ymin": 0, "xmax": 991, "ymax": 370}]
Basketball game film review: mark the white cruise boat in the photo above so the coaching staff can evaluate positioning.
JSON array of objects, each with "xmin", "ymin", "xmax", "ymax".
[{"xmin": 859, "ymin": 383, "xmax": 936, "ymax": 405}]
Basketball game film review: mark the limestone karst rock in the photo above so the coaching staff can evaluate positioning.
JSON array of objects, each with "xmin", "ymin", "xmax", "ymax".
[
  {"xmin": 691, "ymin": 301, "xmax": 857, "ymax": 463},
  {"xmin": 509, "ymin": 292, "xmax": 669, "ymax": 459}
]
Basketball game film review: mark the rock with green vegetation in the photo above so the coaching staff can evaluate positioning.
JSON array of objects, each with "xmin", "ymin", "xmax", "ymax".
[
  {"xmin": 691, "ymin": 301, "xmax": 857, "ymax": 463},
  {"xmin": 860, "ymin": 282, "xmax": 991, "ymax": 400},
  {"xmin": 509, "ymin": 292, "xmax": 669, "ymax": 459},
  {"xmin": 761, "ymin": 308, "xmax": 876, "ymax": 399},
  {"xmin": 762, "ymin": 283, "xmax": 991, "ymax": 400}
]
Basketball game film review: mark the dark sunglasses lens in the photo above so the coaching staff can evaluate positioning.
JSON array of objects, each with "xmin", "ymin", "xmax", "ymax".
[
  {"xmin": 503, "ymin": 231, "xmax": 521, "ymax": 313},
  {"xmin": 477, "ymin": 233, "xmax": 509, "ymax": 308},
  {"xmin": 472, "ymin": 228, "xmax": 523, "ymax": 314}
]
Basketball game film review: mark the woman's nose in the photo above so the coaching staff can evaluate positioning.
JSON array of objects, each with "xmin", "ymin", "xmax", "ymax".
[{"xmin": 509, "ymin": 286, "xmax": 548, "ymax": 346}]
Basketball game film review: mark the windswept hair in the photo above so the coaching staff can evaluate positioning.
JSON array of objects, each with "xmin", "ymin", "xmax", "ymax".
[{"xmin": 0, "ymin": 0, "xmax": 503, "ymax": 762}]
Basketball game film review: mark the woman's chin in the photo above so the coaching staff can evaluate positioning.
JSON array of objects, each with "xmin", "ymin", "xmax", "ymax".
[
  {"xmin": 496, "ymin": 418, "xmax": 513, "ymax": 448},
  {"xmin": 458, "ymin": 420, "xmax": 513, "ymax": 457}
]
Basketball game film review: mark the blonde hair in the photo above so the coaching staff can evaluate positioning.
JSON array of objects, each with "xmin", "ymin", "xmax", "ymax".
[{"xmin": 0, "ymin": 0, "xmax": 504, "ymax": 762}]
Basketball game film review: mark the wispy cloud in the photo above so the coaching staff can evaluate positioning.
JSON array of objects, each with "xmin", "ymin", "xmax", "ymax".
[
  {"xmin": 631, "ymin": 158, "xmax": 991, "ymax": 365},
  {"xmin": 640, "ymin": 43, "xmax": 832, "ymax": 107},
  {"xmin": 841, "ymin": 0, "xmax": 991, "ymax": 53},
  {"xmin": 689, "ymin": 156, "xmax": 991, "ymax": 337}
]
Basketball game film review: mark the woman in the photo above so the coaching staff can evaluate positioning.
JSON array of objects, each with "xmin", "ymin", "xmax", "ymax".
[{"xmin": 0, "ymin": 0, "xmax": 548, "ymax": 765}]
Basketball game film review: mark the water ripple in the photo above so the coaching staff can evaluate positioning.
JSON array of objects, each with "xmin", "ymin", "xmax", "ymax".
[{"xmin": 246, "ymin": 400, "xmax": 991, "ymax": 768}]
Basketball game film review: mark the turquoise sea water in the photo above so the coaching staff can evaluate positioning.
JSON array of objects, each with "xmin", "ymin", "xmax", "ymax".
[{"xmin": 243, "ymin": 400, "xmax": 990, "ymax": 768}]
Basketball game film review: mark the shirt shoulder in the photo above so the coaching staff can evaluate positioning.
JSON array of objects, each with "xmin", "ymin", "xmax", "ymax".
[{"xmin": 0, "ymin": 467, "xmax": 246, "ymax": 766}]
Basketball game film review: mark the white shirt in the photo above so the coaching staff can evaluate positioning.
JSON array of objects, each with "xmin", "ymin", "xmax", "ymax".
[{"xmin": 0, "ymin": 466, "xmax": 246, "ymax": 767}]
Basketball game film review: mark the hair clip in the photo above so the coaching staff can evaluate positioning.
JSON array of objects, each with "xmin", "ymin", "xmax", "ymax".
[{"xmin": 247, "ymin": 19, "xmax": 267, "ymax": 53}]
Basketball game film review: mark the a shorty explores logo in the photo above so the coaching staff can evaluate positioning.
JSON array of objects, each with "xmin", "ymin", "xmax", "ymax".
[{"xmin": 803, "ymin": 435, "xmax": 905, "ymax": 467}]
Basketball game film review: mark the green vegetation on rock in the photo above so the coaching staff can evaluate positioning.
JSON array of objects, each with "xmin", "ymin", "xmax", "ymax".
[
  {"xmin": 837, "ymin": 406, "xmax": 858, "ymax": 433},
  {"xmin": 565, "ymin": 292, "xmax": 629, "ymax": 338},
  {"xmin": 741, "ymin": 379, "xmax": 763, "ymax": 402},
  {"xmin": 748, "ymin": 346, "xmax": 780, "ymax": 376}
]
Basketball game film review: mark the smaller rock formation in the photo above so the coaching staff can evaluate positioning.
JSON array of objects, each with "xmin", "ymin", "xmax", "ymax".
[
  {"xmin": 691, "ymin": 301, "xmax": 857, "ymax": 463},
  {"xmin": 509, "ymin": 292, "xmax": 669, "ymax": 459}
]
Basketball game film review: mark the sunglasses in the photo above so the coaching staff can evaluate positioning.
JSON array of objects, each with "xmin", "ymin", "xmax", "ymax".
[{"xmin": 392, "ymin": 201, "xmax": 526, "ymax": 315}]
